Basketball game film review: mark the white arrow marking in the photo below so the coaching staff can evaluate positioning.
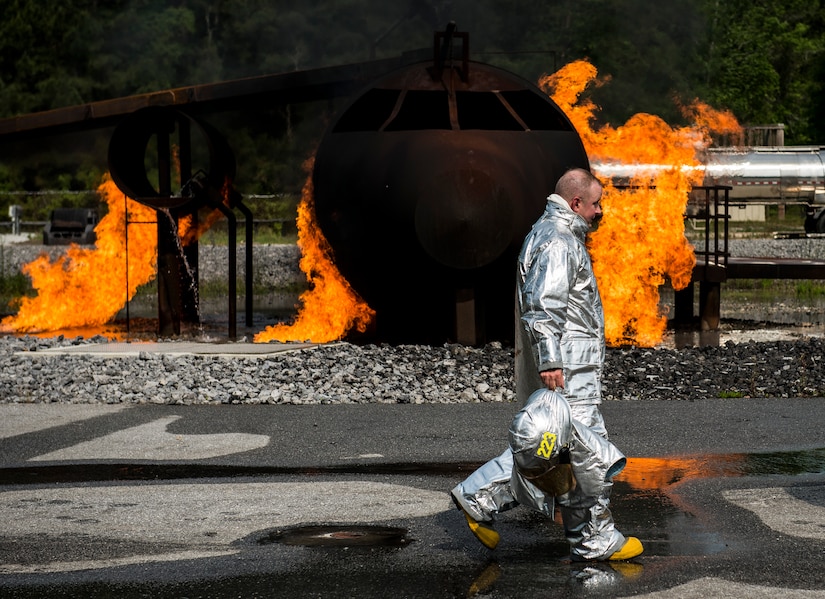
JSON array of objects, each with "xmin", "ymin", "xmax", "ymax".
[{"xmin": 29, "ymin": 415, "xmax": 270, "ymax": 461}]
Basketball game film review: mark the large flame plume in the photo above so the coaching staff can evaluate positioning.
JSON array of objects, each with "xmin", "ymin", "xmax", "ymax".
[
  {"xmin": 1, "ymin": 175, "xmax": 158, "ymax": 334},
  {"xmin": 3, "ymin": 60, "xmax": 739, "ymax": 346},
  {"xmin": 254, "ymin": 158, "xmax": 375, "ymax": 343},
  {"xmin": 540, "ymin": 60, "xmax": 741, "ymax": 347},
  {"xmin": 1, "ymin": 156, "xmax": 373, "ymax": 341}
]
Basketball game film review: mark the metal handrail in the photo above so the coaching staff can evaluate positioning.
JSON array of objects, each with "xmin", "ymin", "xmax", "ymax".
[{"xmin": 693, "ymin": 185, "xmax": 732, "ymax": 268}]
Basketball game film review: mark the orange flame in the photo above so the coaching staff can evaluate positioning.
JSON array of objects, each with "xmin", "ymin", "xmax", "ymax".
[
  {"xmin": 540, "ymin": 60, "xmax": 741, "ymax": 346},
  {"xmin": 254, "ymin": 158, "xmax": 375, "ymax": 343},
  {"xmin": 178, "ymin": 182, "xmax": 234, "ymax": 247},
  {"xmin": 3, "ymin": 61, "xmax": 739, "ymax": 346},
  {"xmin": 0, "ymin": 175, "xmax": 158, "ymax": 333}
]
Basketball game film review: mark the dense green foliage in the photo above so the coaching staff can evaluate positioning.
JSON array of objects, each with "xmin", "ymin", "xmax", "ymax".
[
  {"xmin": 1, "ymin": 0, "xmax": 823, "ymax": 220},
  {"xmin": 702, "ymin": 0, "xmax": 825, "ymax": 144}
]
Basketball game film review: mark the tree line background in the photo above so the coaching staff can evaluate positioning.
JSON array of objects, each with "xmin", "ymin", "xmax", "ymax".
[{"xmin": 0, "ymin": 0, "xmax": 823, "ymax": 221}]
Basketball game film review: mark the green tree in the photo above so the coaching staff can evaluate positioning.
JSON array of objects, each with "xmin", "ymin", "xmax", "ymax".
[
  {"xmin": 3, "ymin": 0, "xmax": 825, "ymax": 205},
  {"xmin": 701, "ymin": 0, "xmax": 825, "ymax": 143},
  {"xmin": 0, "ymin": 0, "xmax": 98, "ymax": 115},
  {"xmin": 458, "ymin": 0, "xmax": 711, "ymax": 126},
  {"xmin": 581, "ymin": 0, "xmax": 709, "ymax": 126},
  {"xmin": 90, "ymin": 2, "xmax": 221, "ymax": 97}
]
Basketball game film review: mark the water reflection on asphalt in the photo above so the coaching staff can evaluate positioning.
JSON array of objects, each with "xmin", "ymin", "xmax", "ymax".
[{"xmin": 3, "ymin": 447, "xmax": 824, "ymax": 598}]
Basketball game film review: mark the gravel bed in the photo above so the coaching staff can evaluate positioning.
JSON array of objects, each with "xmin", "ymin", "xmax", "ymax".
[
  {"xmin": 1, "ymin": 335, "xmax": 823, "ymax": 405},
  {"xmin": 1, "ymin": 237, "xmax": 824, "ymax": 405},
  {"xmin": 723, "ymin": 236, "xmax": 825, "ymax": 260}
]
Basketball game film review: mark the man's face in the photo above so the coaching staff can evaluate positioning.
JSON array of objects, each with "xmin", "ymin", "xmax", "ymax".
[{"xmin": 571, "ymin": 183, "xmax": 603, "ymax": 227}]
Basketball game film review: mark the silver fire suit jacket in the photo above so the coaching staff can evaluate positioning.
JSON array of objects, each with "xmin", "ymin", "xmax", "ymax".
[{"xmin": 515, "ymin": 193, "xmax": 605, "ymax": 407}]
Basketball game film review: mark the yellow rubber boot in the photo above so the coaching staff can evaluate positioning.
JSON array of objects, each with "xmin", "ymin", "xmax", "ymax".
[
  {"xmin": 462, "ymin": 510, "xmax": 500, "ymax": 550},
  {"xmin": 608, "ymin": 537, "xmax": 644, "ymax": 560}
]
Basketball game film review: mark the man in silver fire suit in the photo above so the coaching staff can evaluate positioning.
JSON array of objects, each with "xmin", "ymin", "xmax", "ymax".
[{"xmin": 450, "ymin": 167, "xmax": 643, "ymax": 561}]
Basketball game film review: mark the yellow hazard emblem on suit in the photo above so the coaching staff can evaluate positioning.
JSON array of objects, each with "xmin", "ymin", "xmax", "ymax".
[{"xmin": 534, "ymin": 432, "xmax": 557, "ymax": 460}]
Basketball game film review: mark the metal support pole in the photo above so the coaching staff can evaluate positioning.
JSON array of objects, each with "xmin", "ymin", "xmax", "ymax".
[
  {"xmin": 455, "ymin": 288, "xmax": 477, "ymax": 345},
  {"xmin": 699, "ymin": 281, "xmax": 720, "ymax": 331},
  {"xmin": 674, "ymin": 282, "xmax": 694, "ymax": 325},
  {"xmin": 156, "ymin": 123, "xmax": 182, "ymax": 336},
  {"xmin": 177, "ymin": 117, "xmax": 200, "ymax": 325},
  {"xmin": 233, "ymin": 197, "xmax": 255, "ymax": 327}
]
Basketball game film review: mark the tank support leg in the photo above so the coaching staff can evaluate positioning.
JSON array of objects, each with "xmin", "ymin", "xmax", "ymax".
[
  {"xmin": 456, "ymin": 288, "xmax": 478, "ymax": 346},
  {"xmin": 699, "ymin": 281, "xmax": 721, "ymax": 331},
  {"xmin": 674, "ymin": 282, "xmax": 694, "ymax": 325}
]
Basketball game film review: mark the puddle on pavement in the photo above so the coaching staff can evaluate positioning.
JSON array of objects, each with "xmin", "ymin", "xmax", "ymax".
[
  {"xmin": 260, "ymin": 524, "xmax": 412, "ymax": 548},
  {"xmin": 4, "ymin": 447, "xmax": 825, "ymax": 486},
  {"xmin": 461, "ymin": 559, "xmax": 647, "ymax": 596},
  {"xmin": 598, "ymin": 448, "xmax": 825, "ymax": 562},
  {"xmin": 4, "ymin": 447, "xmax": 824, "ymax": 486},
  {"xmin": 618, "ymin": 448, "xmax": 825, "ymax": 489},
  {"xmin": 6, "ymin": 452, "xmax": 823, "ymax": 598}
]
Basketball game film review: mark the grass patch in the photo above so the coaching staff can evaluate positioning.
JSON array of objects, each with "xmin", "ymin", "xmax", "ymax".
[
  {"xmin": 196, "ymin": 193, "xmax": 300, "ymax": 246},
  {"xmin": 723, "ymin": 278, "xmax": 825, "ymax": 301},
  {"xmin": 0, "ymin": 272, "xmax": 34, "ymax": 313},
  {"xmin": 795, "ymin": 280, "xmax": 825, "ymax": 298},
  {"xmin": 0, "ymin": 272, "xmax": 32, "ymax": 296}
]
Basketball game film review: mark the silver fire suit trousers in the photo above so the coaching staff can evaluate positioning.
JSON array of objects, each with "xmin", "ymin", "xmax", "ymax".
[{"xmin": 451, "ymin": 403, "xmax": 626, "ymax": 561}]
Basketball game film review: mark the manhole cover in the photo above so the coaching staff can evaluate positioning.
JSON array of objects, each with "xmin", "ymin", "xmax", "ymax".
[{"xmin": 260, "ymin": 525, "xmax": 412, "ymax": 548}]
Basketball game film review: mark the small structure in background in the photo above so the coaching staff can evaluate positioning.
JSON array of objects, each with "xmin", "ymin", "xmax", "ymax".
[
  {"xmin": 718, "ymin": 124, "xmax": 786, "ymax": 148},
  {"xmin": 8, "ymin": 205, "xmax": 22, "ymax": 235},
  {"xmin": 42, "ymin": 208, "xmax": 98, "ymax": 245}
]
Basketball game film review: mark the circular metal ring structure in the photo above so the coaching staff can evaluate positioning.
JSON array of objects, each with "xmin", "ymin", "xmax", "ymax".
[{"xmin": 108, "ymin": 105, "xmax": 236, "ymax": 210}]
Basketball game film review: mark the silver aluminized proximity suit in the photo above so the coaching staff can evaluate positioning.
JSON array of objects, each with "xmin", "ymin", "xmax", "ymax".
[
  {"xmin": 451, "ymin": 194, "xmax": 621, "ymax": 560},
  {"xmin": 515, "ymin": 193, "xmax": 607, "ymax": 435},
  {"xmin": 453, "ymin": 389, "xmax": 627, "ymax": 560}
]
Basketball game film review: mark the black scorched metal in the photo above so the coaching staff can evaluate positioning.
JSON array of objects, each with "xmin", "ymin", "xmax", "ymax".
[
  {"xmin": 312, "ymin": 28, "xmax": 589, "ymax": 344},
  {"xmin": 0, "ymin": 26, "xmax": 591, "ymax": 344}
]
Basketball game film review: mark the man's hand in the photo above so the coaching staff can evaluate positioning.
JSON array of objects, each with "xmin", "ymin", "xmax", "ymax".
[{"xmin": 540, "ymin": 369, "xmax": 564, "ymax": 391}]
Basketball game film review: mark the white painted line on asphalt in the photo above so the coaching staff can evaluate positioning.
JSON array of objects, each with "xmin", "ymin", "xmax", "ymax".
[
  {"xmin": 0, "ymin": 550, "xmax": 240, "ymax": 575},
  {"xmin": 342, "ymin": 453, "xmax": 385, "ymax": 459},
  {"xmin": 0, "ymin": 480, "xmax": 451, "ymax": 573},
  {"xmin": 29, "ymin": 415, "xmax": 270, "ymax": 461},
  {"xmin": 0, "ymin": 404, "xmax": 129, "ymax": 439},
  {"xmin": 723, "ymin": 486, "xmax": 825, "ymax": 540},
  {"xmin": 635, "ymin": 576, "xmax": 825, "ymax": 598}
]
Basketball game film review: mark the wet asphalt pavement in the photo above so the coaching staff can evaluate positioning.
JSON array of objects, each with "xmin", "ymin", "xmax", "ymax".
[{"xmin": 1, "ymin": 394, "xmax": 824, "ymax": 597}]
